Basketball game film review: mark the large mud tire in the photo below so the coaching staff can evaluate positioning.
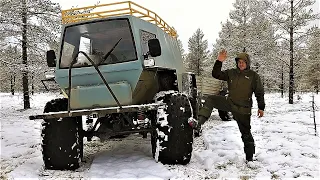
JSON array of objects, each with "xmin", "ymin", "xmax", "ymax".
[
  {"xmin": 41, "ymin": 98, "xmax": 83, "ymax": 170},
  {"xmin": 152, "ymin": 92, "xmax": 193, "ymax": 165}
]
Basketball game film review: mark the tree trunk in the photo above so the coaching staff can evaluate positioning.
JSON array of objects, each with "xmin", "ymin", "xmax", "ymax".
[
  {"xmin": 11, "ymin": 75, "xmax": 15, "ymax": 95},
  {"xmin": 289, "ymin": 0, "xmax": 294, "ymax": 104},
  {"xmin": 196, "ymin": 40, "xmax": 200, "ymax": 76},
  {"xmin": 31, "ymin": 73, "xmax": 34, "ymax": 95},
  {"xmin": 197, "ymin": 58, "xmax": 200, "ymax": 76},
  {"xmin": 22, "ymin": 0, "xmax": 30, "ymax": 109},
  {"xmin": 281, "ymin": 65, "xmax": 284, "ymax": 98}
]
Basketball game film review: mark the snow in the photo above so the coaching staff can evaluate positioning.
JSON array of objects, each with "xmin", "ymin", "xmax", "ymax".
[
  {"xmin": 1, "ymin": 92, "xmax": 319, "ymax": 179},
  {"xmin": 89, "ymin": 140, "xmax": 172, "ymax": 179}
]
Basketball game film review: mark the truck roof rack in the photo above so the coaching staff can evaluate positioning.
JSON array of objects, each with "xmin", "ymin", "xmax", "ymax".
[{"xmin": 61, "ymin": 1, "xmax": 177, "ymax": 38}]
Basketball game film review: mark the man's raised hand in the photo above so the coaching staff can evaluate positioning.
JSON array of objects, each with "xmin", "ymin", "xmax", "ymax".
[{"xmin": 217, "ymin": 49, "xmax": 227, "ymax": 62}]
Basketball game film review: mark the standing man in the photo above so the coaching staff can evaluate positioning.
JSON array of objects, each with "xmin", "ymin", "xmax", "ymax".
[{"xmin": 194, "ymin": 49, "xmax": 265, "ymax": 162}]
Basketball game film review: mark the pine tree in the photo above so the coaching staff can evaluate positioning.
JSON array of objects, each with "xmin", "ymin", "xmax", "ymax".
[
  {"xmin": 177, "ymin": 38, "xmax": 185, "ymax": 60},
  {"xmin": 186, "ymin": 28, "xmax": 210, "ymax": 76},
  {"xmin": 212, "ymin": 0, "xmax": 280, "ymax": 90},
  {"xmin": 0, "ymin": 46, "xmax": 21, "ymax": 93},
  {"xmin": 174, "ymin": 31, "xmax": 186, "ymax": 68},
  {"xmin": 303, "ymin": 27, "xmax": 320, "ymax": 93},
  {"xmin": 264, "ymin": 0, "xmax": 319, "ymax": 104},
  {"xmin": 0, "ymin": 0, "xmax": 61, "ymax": 109}
]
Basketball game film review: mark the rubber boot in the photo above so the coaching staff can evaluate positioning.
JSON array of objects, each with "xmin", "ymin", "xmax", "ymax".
[
  {"xmin": 194, "ymin": 116, "xmax": 207, "ymax": 137},
  {"xmin": 244, "ymin": 142, "xmax": 255, "ymax": 161},
  {"xmin": 218, "ymin": 110, "xmax": 231, "ymax": 121}
]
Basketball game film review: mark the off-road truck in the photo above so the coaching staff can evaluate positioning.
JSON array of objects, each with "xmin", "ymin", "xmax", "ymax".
[{"xmin": 30, "ymin": 1, "xmax": 221, "ymax": 170}]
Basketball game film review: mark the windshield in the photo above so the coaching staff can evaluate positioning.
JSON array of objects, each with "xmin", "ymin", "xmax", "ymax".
[{"xmin": 59, "ymin": 19, "xmax": 137, "ymax": 68}]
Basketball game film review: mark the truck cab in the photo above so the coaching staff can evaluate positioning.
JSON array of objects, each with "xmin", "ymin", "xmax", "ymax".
[{"xmin": 48, "ymin": 4, "xmax": 185, "ymax": 110}]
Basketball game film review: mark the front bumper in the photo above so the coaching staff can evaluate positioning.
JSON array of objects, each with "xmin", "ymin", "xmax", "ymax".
[{"xmin": 29, "ymin": 103, "xmax": 163, "ymax": 120}]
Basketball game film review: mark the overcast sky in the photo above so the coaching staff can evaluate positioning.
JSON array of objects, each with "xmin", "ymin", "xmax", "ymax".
[{"xmin": 53, "ymin": 0, "xmax": 319, "ymax": 52}]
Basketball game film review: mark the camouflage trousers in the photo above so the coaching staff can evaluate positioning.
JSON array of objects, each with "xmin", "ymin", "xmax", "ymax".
[{"xmin": 198, "ymin": 95, "xmax": 255, "ymax": 158}]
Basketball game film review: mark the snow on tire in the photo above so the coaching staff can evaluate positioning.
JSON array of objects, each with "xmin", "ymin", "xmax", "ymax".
[
  {"xmin": 41, "ymin": 98, "xmax": 83, "ymax": 170},
  {"xmin": 152, "ymin": 92, "xmax": 193, "ymax": 165}
]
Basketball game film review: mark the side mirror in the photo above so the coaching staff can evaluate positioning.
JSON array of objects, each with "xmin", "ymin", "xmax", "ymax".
[
  {"xmin": 46, "ymin": 50, "xmax": 56, "ymax": 67},
  {"xmin": 148, "ymin": 39, "xmax": 161, "ymax": 57}
]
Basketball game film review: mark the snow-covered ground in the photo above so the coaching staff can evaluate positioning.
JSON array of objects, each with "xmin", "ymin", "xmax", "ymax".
[{"xmin": 1, "ymin": 92, "xmax": 319, "ymax": 179}]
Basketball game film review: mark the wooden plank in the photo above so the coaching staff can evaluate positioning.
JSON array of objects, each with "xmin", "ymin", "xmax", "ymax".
[
  {"xmin": 199, "ymin": 82, "xmax": 220, "ymax": 87},
  {"xmin": 196, "ymin": 76, "xmax": 222, "ymax": 95},
  {"xmin": 196, "ymin": 82, "xmax": 220, "ymax": 88},
  {"xmin": 202, "ymin": 87, "xmax": 220, "ymax": 92}
]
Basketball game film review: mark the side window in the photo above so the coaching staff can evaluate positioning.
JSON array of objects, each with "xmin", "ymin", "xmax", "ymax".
[
  {"xmin": 140, "ymin": 30, "xmax": 156, "ymax": 57},
  {"xmin": 60, "ymin": 42, "xmax": 75, "ymax": 68}
]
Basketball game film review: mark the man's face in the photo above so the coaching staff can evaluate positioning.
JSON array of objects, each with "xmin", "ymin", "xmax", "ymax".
[{"xmin": 237, "ymin": 59, "xmax": 247, "ymax": 71}]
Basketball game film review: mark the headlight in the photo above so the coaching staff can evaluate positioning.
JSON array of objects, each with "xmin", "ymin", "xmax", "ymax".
[{"xmin": 144, "ymin": 58, "xmax": 155, "ymax": 67}]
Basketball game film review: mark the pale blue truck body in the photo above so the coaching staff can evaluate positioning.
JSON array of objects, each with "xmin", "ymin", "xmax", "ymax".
[{"xmin": 54, "ymin": 15, "xmax": 184, "ymax": 109}]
